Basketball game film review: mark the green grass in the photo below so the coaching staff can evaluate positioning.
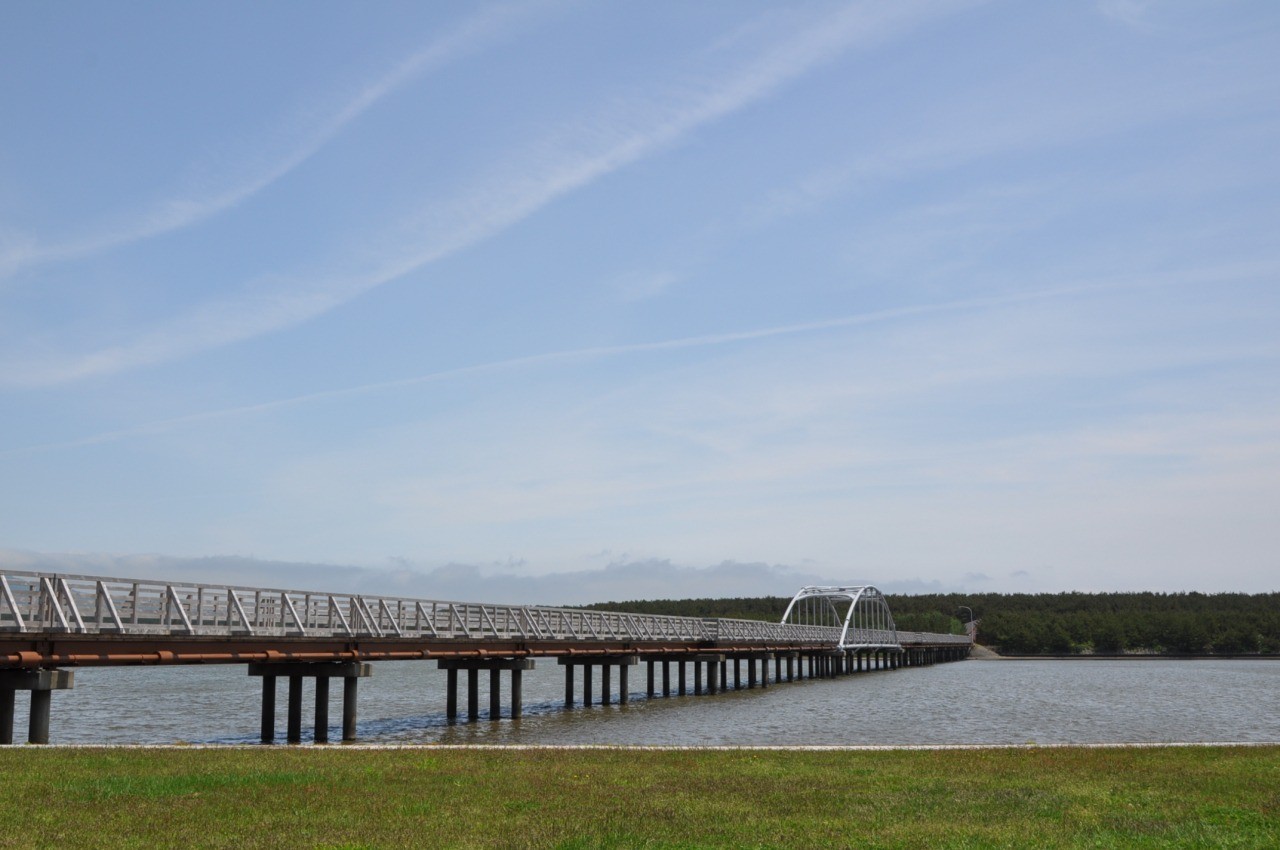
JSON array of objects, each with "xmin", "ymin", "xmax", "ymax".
[{"xmin": 0, "ymin": 746, "xmax": 1276, "ymax": 848}]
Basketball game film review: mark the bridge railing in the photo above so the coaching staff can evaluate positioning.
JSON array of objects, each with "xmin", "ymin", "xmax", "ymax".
[
  {"xmin": 0, "ymin": 570, "xmax": 846, "ymax": 646},
  {"xmin": 897, "ymin": 630, "xmax": 972, "ymax": 646}
]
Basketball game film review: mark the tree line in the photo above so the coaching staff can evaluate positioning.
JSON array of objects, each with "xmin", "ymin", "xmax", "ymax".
[{"xmin": 580, "ymin": 591, "xmax": 1280, "ymax": 655}]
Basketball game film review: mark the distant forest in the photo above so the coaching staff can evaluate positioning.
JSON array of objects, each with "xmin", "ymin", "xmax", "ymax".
[{"xmin": 580, "ymin": 592, "xmax": 1280, "ymax": 656}]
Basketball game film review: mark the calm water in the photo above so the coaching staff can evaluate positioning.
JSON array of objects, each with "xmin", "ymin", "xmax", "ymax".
[{"xmin": 12, "ymin": 658, "xmax": 1279, "ymax": 746}]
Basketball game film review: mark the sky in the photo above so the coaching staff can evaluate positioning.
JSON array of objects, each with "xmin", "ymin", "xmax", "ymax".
[{"xmin": 1, "ymin": 1, "xmax": 1278, "ymax": 604}]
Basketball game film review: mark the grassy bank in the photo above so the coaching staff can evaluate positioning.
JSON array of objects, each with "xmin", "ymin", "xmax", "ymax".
[{"xmin": 1, "ymin": 745, "xmax": 1276, "ymax": 848}]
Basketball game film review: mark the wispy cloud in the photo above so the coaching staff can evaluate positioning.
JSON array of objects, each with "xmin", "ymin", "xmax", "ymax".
[
  {"xmin": 6, "ymin": 259, "xmax": 1262, "ymax": 456},
  {"xmin": 3, "ymin": 0, "xmax": 980, "ymax": 387},
  {"xmin": 0, "ymin": 2, "xmax": 548, "ymax": 280}
]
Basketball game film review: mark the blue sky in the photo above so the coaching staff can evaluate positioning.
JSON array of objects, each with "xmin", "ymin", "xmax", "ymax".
[{"xmin": 2, "ymin": 1, "xmax": 1277, "ymax": 603}]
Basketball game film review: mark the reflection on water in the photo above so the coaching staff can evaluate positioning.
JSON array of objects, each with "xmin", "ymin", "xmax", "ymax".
[{"xmin": 11, "ymin": 658, "xmax": 1280, "ymax": 745}]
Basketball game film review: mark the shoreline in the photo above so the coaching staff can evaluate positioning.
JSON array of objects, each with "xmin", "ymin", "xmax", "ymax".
[
  {"xmin": 4, "ymin": 740, "xmax": 1279, "ymax": 751},
  {"xmin": 979, "ymin": 651, "xmax": 1279, "ymax": 660}
]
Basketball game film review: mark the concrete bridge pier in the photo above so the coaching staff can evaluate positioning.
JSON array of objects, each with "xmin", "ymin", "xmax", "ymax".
[
  {"xmin": 249, "ymin": 662, "xmax": 371, "ymax": 744},
  {"xmin": 687, "ymin": 654, "xmax": 723, "ymax": 695},
  {"xmin": 0, "ymin": 669, "xmax": 73, "ymax": 745},
  {"xmin": 558, "ymin": 655, "xmax": 637, "ymax": 708},
  {"xmin": 438, "ymin": 658, "xmax": 535, "ymax": 722},
  {"xmin": 730, "ymin": 652, "xmax": 773, "ymax": 689}
]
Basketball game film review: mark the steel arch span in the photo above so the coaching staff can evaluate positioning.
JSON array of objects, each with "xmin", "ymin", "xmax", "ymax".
[{"xmin": 780, "ymin": 586, "xmax": 900, "ymax": 650}]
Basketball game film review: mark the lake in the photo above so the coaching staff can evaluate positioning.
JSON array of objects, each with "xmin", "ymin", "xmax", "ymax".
[{"xmin": 10, "ymin": 656, "xmax": 1278, "ymax": 746}]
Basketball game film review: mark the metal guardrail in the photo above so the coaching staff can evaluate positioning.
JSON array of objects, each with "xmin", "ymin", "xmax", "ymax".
[
  {"xmin": 0, "ymin": 570, "xmax": 843, "ymax": 644},
  {"xmin": 0, "ymin": 570, "xmax": 971, "ymax": 650},
  {"xmin": 897, "ymin": 630, "xmax": 972, "ymax": 646}
]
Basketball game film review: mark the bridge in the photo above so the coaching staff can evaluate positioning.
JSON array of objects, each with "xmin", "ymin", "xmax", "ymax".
[{"xmin": 0, "ymin": 570, "xmax": 971, "ymax": 745}]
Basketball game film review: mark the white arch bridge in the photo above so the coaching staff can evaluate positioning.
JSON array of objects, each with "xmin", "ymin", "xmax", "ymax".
[{"xmin": 0, "ymin": 569, "xmax": 971, "ymax": 745}]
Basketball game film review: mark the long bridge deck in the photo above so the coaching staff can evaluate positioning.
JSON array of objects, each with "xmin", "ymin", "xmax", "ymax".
[{"xmin": 0, "ymin": 570, "xmax": 972, "ymax": 745}]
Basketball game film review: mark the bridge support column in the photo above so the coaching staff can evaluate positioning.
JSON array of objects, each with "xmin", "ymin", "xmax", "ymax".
[
  {"xmin": 467, "ymin": 669, "xmax": 480, "ymax": 721},
  {"xmin": 259, "ymin": 674, "xmax": 277, "ymax": 743},
  {"xmin": 662, "ymin": 660, "xmax": 670, "ymax": 697},
  {"xmin": 647, "ymin": 660, "xmax": 655, "ymax": 698},
  {"xmin": 343, "ymin": 676, "xmax": 359, "ymax": 741},
  {"xmin": 287, "ymin": 676, "xmax": 304, "ymax": 743},
  {"xmin": 314, "ymin": 678, "xmax": 330, "ymax": 743},
  {"xmin": 729, "ymin": 652, "xmax": 772, "ymax": 689},
  {"xmin": 786, "ymin": 653, "xmax": 795, "ymax": 682},
  {"xmin": 734, "ymin": 658, "xmax": 742, "ymax": 690},
  {"xmin": 557, "ymin": 656, "xmax": 635, "ymax": 707},
  {"xmin": 250, "ymin": 662, "xmax": 372, "ymax": 744},
  {"xmin": 440, "ymin": 658, "xmax": 536, "ymax": 720},
  {"xmin": 684, "ymin": 654, "xmax": 722, "ymax": 696},
  {"xmin": 0, "ymin": 670, "xmax": 73, "ymax": 745},
  {"xmin": 678, "ymin": 661, "xmax": 687, "ymax": 696}
]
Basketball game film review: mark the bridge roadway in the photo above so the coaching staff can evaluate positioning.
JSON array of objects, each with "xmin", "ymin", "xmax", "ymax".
[{"xmin": 0, "ymin": 570, "xmax": 972, "ymax": 744}]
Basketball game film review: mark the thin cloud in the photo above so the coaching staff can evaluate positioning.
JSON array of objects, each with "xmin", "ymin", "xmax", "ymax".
[
  {"xmin": 4, "ymin": 0, "xmax": 981, "ymax": 387},
  {"xmin": 0, "ymin": 2, "xmax": 548, "ymax": 280},
  {"xmin": 6, "ymin": 262, "xmax": 1255, "ymax": 457}
]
